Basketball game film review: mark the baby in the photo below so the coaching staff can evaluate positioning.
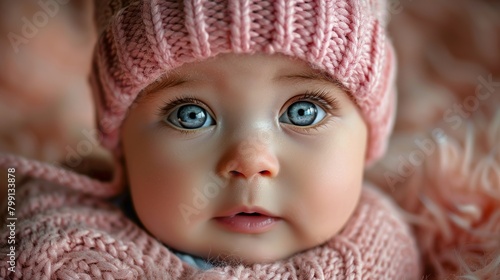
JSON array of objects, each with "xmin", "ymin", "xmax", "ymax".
[
  {"xmin": 1, "ymin": 0, "xmax": 421, "ymax": 278},
  {"xmin": 122, "ymin": 53, "xmax": 368, "ymax": 266}
]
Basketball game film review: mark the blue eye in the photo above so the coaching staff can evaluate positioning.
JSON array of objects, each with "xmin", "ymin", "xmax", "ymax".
[
  {"xmin": 279, "ymin": 101, "xmax": 326, "ymax": 126},
  {"xmin": 166, "ymin": 104, "xmax": 215, "ymax": 129}
]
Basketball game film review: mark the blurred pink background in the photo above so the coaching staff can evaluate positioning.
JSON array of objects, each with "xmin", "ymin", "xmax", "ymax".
[{"xmin": 0, "ymin": 0, "xmax": 96, "ymax": 162}]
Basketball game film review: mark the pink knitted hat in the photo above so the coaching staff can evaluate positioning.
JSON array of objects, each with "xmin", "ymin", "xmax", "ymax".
[{"xmin": 91, "ymin": 0, "xmax": 397, "ymax": 165}]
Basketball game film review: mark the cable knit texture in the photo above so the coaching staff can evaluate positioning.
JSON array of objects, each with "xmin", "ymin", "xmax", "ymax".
[
  {"xmin": 91, "ymin": 0, "xmax": 397, "ymax": 167},
  {"xmin": 0, "ymin": 181, "xmax": 420, "ymax": 279}
]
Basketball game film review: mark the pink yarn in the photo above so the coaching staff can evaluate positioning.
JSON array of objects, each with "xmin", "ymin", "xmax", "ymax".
[
  {"xmin": 0, "ymin": 181, "xmax": 421, "ymax": 279},
  {"xmin": 91, "ymin": 0, "xmax": 397, "ymax": 166},
  {"xmin": 0, "ymin": 153, "xmax": 122, "ymax": 198}
]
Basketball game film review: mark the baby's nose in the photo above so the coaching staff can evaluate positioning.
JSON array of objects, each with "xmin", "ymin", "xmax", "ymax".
[{"xmin": 217, "ymin": 132, "xmax": 279, "ymax": 180}]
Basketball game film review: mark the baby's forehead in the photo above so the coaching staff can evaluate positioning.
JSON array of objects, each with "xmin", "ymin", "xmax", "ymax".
[{"xmin": 143, "ymin": 53, "xmax": 346, "ymax": 93}]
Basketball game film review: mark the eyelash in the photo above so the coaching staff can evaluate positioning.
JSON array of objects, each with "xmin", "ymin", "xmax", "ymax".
[
  {"xmin": 156, "ymin": 95, "xmax": 209, "ymax": 135},
  {"xmin": 295, "ymin": 89, "xmax": 339, "ymax": 111},
  {"xmin": 157, "ymin": 95, "xmax": 204, "ymax": 117},
  {"xmin": 157, "ymin": 90, "xmax": 339, "ymax": 133},
  {"xmin": 287, "ymin": 89, "xmax": 339, "ymax": 133}
]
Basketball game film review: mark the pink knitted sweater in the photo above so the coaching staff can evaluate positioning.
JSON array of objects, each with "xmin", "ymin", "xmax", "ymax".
[{"xmin": 0, "ymin": 179, "xmax": 420, "ymax": 279}]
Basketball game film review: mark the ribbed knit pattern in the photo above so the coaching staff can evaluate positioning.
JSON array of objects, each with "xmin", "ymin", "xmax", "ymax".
[
  {"xmin": 0, "ymin": 181, "xmax": 420, "ymax": 279},
  {"xmin": 91, "ymin": 0, "xmax": 397, "ymax": 165},
  {"xmin": 0, "ymin": 153, "xmax": 123, "ymax": 197}
]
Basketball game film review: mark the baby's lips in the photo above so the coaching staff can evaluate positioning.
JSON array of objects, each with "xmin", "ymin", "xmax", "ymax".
[
  {"xmin": 214, "ymin": 214, "xmax": 281, "ymax": 234},
  {"xmin": 214, "ymin": 206, "xmax": 279, "ymax": 219},
  {"xmin": 213, "ymin": 205, "xmax": 282, "ymax": 234}
]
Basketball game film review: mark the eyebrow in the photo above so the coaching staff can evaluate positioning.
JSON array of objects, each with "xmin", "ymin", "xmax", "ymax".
[
  {"xmin": 274, "ymin": 71, "xmax": 346, "ymax": 90},
  {"xmin": 135, "ymin": 74, "xmax": 189, "ymax": 103},
  {"xmin": 141, "ymin": 74, "xmax": 188, "ymax": 95}
]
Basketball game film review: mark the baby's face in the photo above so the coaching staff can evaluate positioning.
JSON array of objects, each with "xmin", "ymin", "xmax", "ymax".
[{"xmin": 121, "ymin": 53, "xmax": 367, "ymax": 264}]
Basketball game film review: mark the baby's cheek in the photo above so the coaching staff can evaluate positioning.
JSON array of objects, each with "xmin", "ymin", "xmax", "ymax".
[
  {"xmin": 130, "ymin": 172, "xmax": 196, "ymax": 242},
  {"xmin": 127, "ymin": 154, "xmax": 195, "ymax": 227},
  {"xmin": 294, "ymin": 160, "xmax": 362, "ymax": 241}
]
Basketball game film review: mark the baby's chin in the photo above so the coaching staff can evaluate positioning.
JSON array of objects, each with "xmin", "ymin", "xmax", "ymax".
[
  {"xmin": 163, "ymin": 217, "xmax": 346, "ymax": 266},
  {"xmin": 188, "ymin": 236, "xmax": 332, "ymax": 267}
]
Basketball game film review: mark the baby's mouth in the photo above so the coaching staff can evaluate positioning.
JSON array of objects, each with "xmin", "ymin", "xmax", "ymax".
[
  {"xmin": 214, "ymin": 208, "xmax": 281, "ymax": 234},
  {"xmin": 235, "ymin": 212, "xmax": 262, "ymax": 216}
]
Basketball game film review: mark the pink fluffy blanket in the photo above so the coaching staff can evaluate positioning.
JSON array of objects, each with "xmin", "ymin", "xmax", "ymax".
[
  {"xmin": 367, "ymin": 109, "xmax": 500, "ymax": 279},
  {"xmin": 366, "ymin": 0, "xmax": 500, "ymax": 278}
]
